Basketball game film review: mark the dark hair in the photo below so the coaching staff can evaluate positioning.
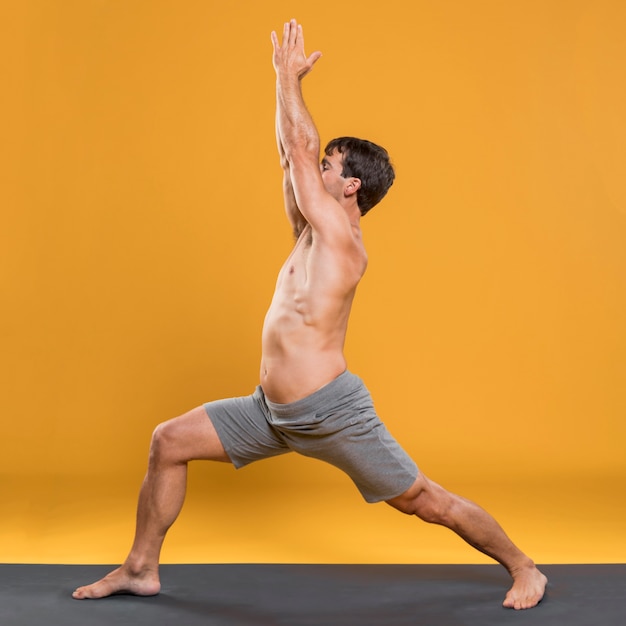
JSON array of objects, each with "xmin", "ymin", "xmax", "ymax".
[{"xmin": 324, "ymin": 137, "xmax": 395, "ymax": 216}]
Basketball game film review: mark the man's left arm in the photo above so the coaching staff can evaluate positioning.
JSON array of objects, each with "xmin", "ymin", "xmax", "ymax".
[{"xmin": 275, "ymin": 110, "xmax": 307, "ymax": 239}]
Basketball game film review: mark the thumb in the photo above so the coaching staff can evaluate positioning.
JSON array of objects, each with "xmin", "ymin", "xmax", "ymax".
[{"xmin": 307, "ymin": 51, "xmax": 322, "ymax": 67}]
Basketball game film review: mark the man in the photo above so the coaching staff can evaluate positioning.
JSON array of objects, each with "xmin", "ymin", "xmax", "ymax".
[{"xmin": 73, "ymin": 19, "xmax": 547, "ymax": 610}]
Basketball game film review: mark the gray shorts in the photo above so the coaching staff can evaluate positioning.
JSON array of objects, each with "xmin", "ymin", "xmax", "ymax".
[{"xmin": 203, "ymin": 370, "xmax": 418, "ymax": 503}]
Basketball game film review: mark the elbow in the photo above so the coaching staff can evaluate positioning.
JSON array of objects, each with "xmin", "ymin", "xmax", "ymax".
[
  {"xmin": 279, "ymin": 154, "xmax": 290, "ymax": 170},
  {"xmin": 284, "ymin": 136, "xmax": 320, "ymax": 168}
]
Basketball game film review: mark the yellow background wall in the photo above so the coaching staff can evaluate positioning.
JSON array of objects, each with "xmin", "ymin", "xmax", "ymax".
[{"xmin": 1, "ymin": 0, "xmax": 625, "ymax": 564}]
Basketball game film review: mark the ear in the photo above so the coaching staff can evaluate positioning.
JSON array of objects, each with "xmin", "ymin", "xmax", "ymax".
[{"xmin": 343, "ymin": 177, "xmax": 361, "ymax": 198}]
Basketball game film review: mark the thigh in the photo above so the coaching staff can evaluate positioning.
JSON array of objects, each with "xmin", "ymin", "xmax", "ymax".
[
  {"xmin": 155, "ymin": 406, "xmax": 231, "ymax": 463},
  {"xmin": 204, "ymin": 391, "xmax": 291, "ymax": 468},
  {"xmin": 294, "ymin": 412, "xmax": 418, "ymax": 504}
]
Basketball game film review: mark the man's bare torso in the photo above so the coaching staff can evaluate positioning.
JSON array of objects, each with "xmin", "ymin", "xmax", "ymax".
[{"xmin": 260, "ymin": 223, "xmax": 367, "ymax": 404}]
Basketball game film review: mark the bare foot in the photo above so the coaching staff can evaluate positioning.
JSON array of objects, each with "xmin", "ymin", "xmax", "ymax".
[
  {"xmin": 502, "ymin": 563, "xmax": 548, "ymax": 610},
  {"xmin": 72, "ymin": 565, "xmax": 161, "ymax": 600}
]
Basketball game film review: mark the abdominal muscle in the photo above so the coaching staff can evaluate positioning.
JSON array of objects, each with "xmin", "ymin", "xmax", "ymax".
[
  {"xmin": 259, "ymin": 227, "xmax": 360, "ymax": 404},
  {"xmin": 260, "ymin": 349, "xmax": 347, "ymax": 405},
  {"xmin": 260, "ymin": 225, "xmax": 365, "ymax": 404},
  {"xmin": 260, "ymin": 297, "xmax": 351, "ymax": 404}
]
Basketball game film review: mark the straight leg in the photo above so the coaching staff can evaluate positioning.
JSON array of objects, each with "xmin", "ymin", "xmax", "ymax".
[{"xmin": 386, "ymin": 474, "xmax": 548, "ymax": 610}]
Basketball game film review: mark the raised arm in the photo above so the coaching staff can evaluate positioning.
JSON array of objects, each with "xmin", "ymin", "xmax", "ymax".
[
  {"xmin": 271, "ymin": 20, "xmax": 351, "ymax": 239},
  {"xmin": 275, "ymin": 110, "xmax": 306, "ymax": 239}
]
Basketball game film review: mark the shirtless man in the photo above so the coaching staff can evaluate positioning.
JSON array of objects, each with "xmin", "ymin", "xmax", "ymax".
[{"xmin": 73, "ymin": 19, "xmax": 547, "ymax": 610}]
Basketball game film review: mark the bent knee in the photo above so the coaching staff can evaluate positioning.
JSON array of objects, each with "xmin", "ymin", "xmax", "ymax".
[
  {"xmin": 151, "ymin": 420, "xmax": 172, "ymax": 445},
  {"xmin": 149, "ymin": 420, "xmax": 181, "ymax": 462}
]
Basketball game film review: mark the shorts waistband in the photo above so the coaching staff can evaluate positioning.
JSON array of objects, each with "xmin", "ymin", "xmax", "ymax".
[{"xmin": 264, "ymin": 370, "xmax": 360, "ymax": 417}]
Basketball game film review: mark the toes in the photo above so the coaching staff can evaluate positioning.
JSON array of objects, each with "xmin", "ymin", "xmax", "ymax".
[
  {"xmin": 72, "ymin": 582, "xmax": 106, "ymax": 600},
  {"xmin": 502, "ymin": 592, "xmax": 516, "ymax": 609},
  {"xmin": 503, "ymin": 594, "xmax": 539, "ymax": 610}
]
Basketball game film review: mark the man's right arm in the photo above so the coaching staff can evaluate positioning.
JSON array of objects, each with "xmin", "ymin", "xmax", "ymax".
[{"xmin": 271, "ymin": 20, "xmax": 351, "ymax": 244}]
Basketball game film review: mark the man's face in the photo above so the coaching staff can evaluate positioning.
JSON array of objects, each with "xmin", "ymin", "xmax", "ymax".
[{"xmin": 320, "ymin": 150, "xmax": 346, "ymax": 199}]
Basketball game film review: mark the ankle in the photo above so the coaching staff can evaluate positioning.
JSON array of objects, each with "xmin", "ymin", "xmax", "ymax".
[
  {"xmin": 123, "ymin": 557, "xmax": 159, "ymax": 578},
  {"xmin": 509, "ymin": 556, "xmax": 537, "ymax": 577}
]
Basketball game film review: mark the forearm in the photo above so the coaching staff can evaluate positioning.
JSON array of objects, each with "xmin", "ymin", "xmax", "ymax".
[
  {"xmin": 276, "ymin": 93, "xmax": 306, "ymax": 236},
  {"xmin": 275, "ymin": 74, "xmax": 320, "ymax": 164}
]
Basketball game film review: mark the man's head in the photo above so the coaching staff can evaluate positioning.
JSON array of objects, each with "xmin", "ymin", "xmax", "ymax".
[{"xmin": 324, "ymin": 137, "xmax": 395, "ymax": 216}]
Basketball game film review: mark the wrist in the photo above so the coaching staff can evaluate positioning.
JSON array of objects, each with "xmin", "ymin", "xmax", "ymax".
[{"xmin": 276, "ymin": 70, "xmax": 301, "ymax": 86}]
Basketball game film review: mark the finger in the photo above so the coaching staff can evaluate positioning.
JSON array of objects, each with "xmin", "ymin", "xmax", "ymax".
[
  {"xmin": 297, "ymin": 23, "xmax": 314, "ymax": 57},
  {"xmin": 296, "ymin": 23, "xmax": 305, "ymax": 50},
  {"xmin": 270, "ymin": 30, "xmax": 279, "ymax": 50},
  {"xmin": 288, "ymin": 18, "xmax": 298, "ymax": 46},
  {"xmin": 283, "ymin": 21, "xmax": 289, "ymax": 46}
]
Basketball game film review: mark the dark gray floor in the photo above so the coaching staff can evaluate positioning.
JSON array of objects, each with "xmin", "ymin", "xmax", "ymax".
[{"xmin": 1, "ymin": 563, "xmax": 624, "ymax": 625}]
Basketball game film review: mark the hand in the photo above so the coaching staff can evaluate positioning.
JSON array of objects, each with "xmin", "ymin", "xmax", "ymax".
[{"xmin": 271, "ymin": 19, "xmax": 322, "ymax": 80}]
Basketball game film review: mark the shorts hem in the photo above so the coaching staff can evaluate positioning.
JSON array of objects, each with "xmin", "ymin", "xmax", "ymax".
[
  {"xmin": 202, "ymin": 403, "xmax": 244, "ymax": 469},
  {"xmin": 361, "ymin": 469, "xmax": 420, "ymax": 504}
]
